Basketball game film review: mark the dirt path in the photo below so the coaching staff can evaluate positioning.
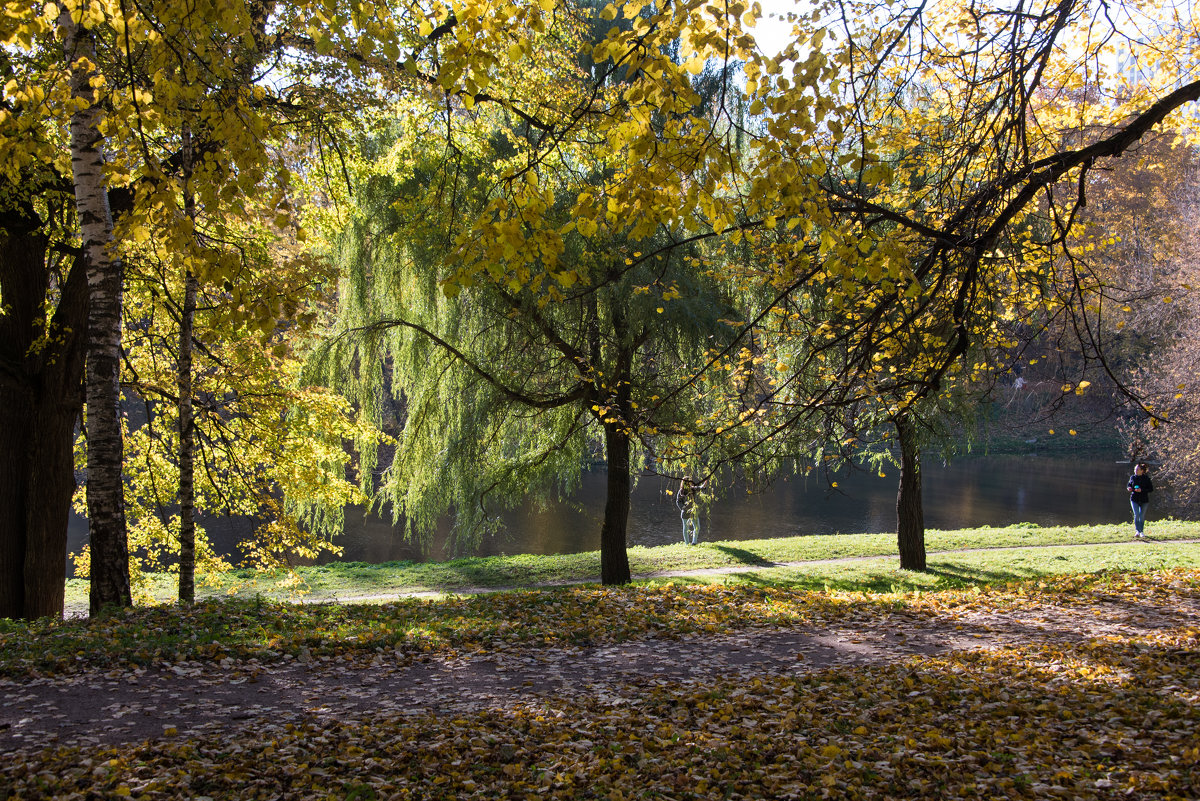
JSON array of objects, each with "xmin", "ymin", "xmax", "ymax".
[{"xmin": 4, "ymin": 586, "xmax": 1197, "ymax": 755}]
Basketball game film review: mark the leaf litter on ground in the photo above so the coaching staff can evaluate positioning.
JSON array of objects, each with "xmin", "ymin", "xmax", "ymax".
[{"xmin": 1, "ymin": 568, "xmax": 1197, "ymax": 799}]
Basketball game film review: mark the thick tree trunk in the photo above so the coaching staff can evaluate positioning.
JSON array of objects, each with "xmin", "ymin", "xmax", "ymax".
[
  {"xmin": 0, "ymin": 382, "xmax": 77, "ymax": 620},
  {"xmin": 0, "ymin": 209, "xmax": 88, "ymax": 620},
  {"xmin": 0, "ymin": 383, "xmax": 34, "ymax": 619},
  {"xmin": 0, "ymin": 380, "xmax": 78, "ymax": 620},
  {"xmin": 62, "ymin": 10, "xmax": 132, "ymax": 615},
  {"xmin": 600, "ymin": 422, "xmax": 632, "ymax": 585},
  {"xmin": 24, "ymin": 382, "xmax": 84, "ymax": 618},
  {"xmin": 895, "ymin": 414, "xmax": 927, "ymax": 571}
]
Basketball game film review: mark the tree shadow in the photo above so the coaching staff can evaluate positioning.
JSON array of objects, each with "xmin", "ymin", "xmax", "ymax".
[
  {"xmin": 708, "ymin": 545, "xmax": 779, "ymax": 568},
  {"xmin": 702, "ymin": 560, "xmax": 1047, "ymax": 594},
  {"xmin": 723, "ymin": 571, "xmax": 900, "ymax": 593},
  {"xmin": 923, "ymin": 564, "xmax": 1038, "ymax": 587}
]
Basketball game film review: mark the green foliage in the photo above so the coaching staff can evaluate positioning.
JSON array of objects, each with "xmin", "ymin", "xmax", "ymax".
[{"xmin": 309, "ymin": 37, "xmax": 748, "ymax": 551}]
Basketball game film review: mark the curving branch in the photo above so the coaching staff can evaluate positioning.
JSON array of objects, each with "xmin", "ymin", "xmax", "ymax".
[{"xmin": 328, "ymin": 318, "xmax": 588, "ymax": 410}]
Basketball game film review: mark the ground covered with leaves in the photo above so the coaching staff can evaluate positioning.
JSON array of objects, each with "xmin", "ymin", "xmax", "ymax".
[{"xmin": 2, "ymin": 569, "xmax": 1198, "ymax": 799}]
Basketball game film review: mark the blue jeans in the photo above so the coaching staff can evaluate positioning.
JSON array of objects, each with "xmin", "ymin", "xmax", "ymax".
[
  {"xmin": 1131, "ymin": 500, "xmax": 1147, "ymax": 534},
  {"xmin": 681, "ymin": 514, "xmax": 700, "ymax": 545}
]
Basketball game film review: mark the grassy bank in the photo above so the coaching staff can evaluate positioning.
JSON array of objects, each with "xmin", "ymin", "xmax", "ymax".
[
  {"xmin": 61, "ymin": 520, "xmax": 1200, "ymax": 612},
  {"xmin": 10, "ymin": 534, "xmax": 1199, "ymax": 680}
]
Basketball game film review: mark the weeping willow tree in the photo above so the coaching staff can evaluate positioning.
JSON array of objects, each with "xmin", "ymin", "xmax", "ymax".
[
  {"xmin": 312, "ymin": 103, "xmax": 740, "ymax": 583},
  {"xmin": 301, "ymin": 0, "xmax": 765, "ymax": 583}
]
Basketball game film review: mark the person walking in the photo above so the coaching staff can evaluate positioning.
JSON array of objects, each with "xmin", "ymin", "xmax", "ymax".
[
  {"xmin": 677, "ymin": 476, "xmax": 705, "ymax": 545},
  {"xmin": 1127, "ymin": 462, "xmax": 1154, "ymax": 539}
]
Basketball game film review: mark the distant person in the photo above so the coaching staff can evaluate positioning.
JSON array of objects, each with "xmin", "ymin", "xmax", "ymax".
[
  {"xmin": 677, "ymin": 476, "xmax": 705, "ymax": 545},
  {"xmin": 1127, "ymin": 462, "xmax": 1154, "ymax": 539}
]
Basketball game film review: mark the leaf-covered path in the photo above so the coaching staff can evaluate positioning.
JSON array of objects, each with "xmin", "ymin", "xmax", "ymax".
[
  {"xmin": 4, "ymin": 579, "xmax": 1197, "ymax": 752},
  {"xmin": 3, "ymin": 571, "xmax": 1198, "ymax": 799}
]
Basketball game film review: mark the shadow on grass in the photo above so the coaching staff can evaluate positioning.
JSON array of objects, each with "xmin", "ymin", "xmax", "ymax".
[
  {"xmin": 923, "ymin": 564, "xmax": 1041, "ymax": 587},
  {"xmin": 687, "ymin": 572, "xmax": 902, "ymax": 593},
  {"xmin": 654, "ymin": 559, "xmax": 1052, "ymax": 595},
  {"xmin": 708, "ymin": 545, "xmax": 779, "ymax": 568}
]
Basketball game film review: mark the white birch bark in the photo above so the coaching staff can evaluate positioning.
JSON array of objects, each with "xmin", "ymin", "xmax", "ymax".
[{"xmin": 60, "ymin": 6, "xmax": 131, "ymax": 615}]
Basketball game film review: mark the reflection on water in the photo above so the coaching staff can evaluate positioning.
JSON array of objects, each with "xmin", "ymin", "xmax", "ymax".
[
  {"xmin": 328, "ymin": 454, "xmax": 1162, "ymax": 563},
  {"xmin": 65, "ymin": 454, "xmax": 1177, "ymax": 570}
]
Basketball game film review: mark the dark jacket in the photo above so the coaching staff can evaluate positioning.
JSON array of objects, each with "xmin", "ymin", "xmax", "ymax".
[
  {"xmin": 1128, "ymin": 473, "xmax": 1154, "ymax": 504},
  {"xmin": 677, "ymin": 482, "xmax": 698, "ymax": 514}
]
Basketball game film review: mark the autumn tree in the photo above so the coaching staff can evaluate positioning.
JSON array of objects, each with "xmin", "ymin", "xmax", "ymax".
[
  {"xmin": 311, "ymin": 0, "xmax": 762, "ymax": 584},
  {"xmin": 1069, "ymin": 134, "xmax": 1200, "ymax": 375},
  {"xmin": 677, "ymin": 0, "xmax": 1200, "ymax": 569},
  {"xmin": 108, "ymin": 184, "xmax": 374, "ymax": 602},
  {"xmin": 0, "ymin": 4, "xmax": 103, "ymax": 619},
  {"xmin": 1, "ymin": 0, "xmax": 408, "ymax": 617},
  {"xmin": 87, "ymin": 0, "xmax": 373, "ymax": 603},
  {"xmin": 1116, "ymin": 146, "xmax": 1200, "ymax": 497}
]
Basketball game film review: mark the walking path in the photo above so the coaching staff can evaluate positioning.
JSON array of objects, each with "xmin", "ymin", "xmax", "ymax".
[{"xmin": 5, "ymin": 561, "xmax": 1198, "ymax": 756}]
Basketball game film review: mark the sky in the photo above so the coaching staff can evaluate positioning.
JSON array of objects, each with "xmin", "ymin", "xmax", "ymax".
[{"xmin": 752, "ymin": 0, "xmax": 810, "ymax": 56}]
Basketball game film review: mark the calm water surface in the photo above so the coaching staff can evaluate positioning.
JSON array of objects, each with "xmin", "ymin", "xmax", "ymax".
[
  {"xmin": 325, "ymin": 454, "xmax": 1159, "ymax": 563},
  {"xmin": 66, "ymin": 454, "xmax": 1173, "ymax": 569}
]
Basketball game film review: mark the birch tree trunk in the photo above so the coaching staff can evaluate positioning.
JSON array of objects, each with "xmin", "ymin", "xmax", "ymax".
[{"xmin": 61, "ymin": 8, "xmax": 131, "ymax": 615}]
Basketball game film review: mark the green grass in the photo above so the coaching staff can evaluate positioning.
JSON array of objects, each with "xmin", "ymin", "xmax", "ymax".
[
  {"xmin": 673, "ymin": 539, "xmax": 1200, "ymax": 592},
  {"xmin": 64, "ymin": 520, "xmax": 1200, "ymax": 611},
  {"xmin": 4, "ymin": 522, "xmax": 1198, "ymax": 679}
]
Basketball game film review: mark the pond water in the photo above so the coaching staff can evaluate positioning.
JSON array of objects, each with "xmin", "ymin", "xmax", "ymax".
[
  {"xmin": 66, "ymin": 453, "xmax": 1176, "ymax": 570},
  {"xmin": 421, "ymin": 453, "xmax": 1158, "ymax": 560}
]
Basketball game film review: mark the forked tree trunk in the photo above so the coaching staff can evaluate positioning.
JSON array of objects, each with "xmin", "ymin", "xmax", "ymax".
[
  {"xmin": 600, "ymin": 421, "xmax": 632, "ymax": 585},
  {"xmin": 62, "ymin": 9, "xmax": 132, "ymax": 615},
  {"xmin": 895, "ymin": 413, "xmax": 927, "ymax": 571}
]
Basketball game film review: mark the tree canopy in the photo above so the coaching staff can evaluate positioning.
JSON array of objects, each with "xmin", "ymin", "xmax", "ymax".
[{"xmin": 1, "ymin": 0, "xmax": 1198, "ymax": 613}]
